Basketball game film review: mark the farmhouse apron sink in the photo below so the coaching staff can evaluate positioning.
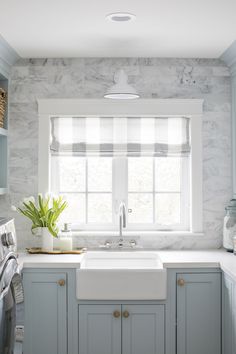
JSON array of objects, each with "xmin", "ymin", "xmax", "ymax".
[{"xmin": 76, "ymin": 251, "xmax": 167, "ymax": 300}]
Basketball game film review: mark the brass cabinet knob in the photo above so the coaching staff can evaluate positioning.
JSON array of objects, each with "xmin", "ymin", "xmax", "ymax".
[
  {"xmin": 58, "ymin": 279, "xmax": 66, "ymax": 287},
  {"xmin": 113, "ymin": 310, "xmax": 121, "ymax": 318},
  {"xmin": 123, "ymin": 310, "xmax": 130, "ymax": 318},
  {"xmin": 177, "ymin": 278, "xmax": 185, "ymax": 287}
]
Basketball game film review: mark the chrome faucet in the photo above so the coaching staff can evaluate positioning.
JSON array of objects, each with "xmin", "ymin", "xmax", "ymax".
[
  {"xmin": 118, "ymin": 202, "xmax": 127, "ymax": 247},
  {"xmin": 100, "ymin": 201, "xmax": 139, "ymax": 249}
]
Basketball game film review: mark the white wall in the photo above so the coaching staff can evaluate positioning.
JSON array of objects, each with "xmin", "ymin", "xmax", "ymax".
[{"xmin": 0, "ymin": 57, "xmax": 231, "ymax": 249}]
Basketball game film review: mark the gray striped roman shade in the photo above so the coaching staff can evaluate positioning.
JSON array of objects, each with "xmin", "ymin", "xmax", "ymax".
[{"xmin": 50, "ymin": 116, "xmax": 190, "ymax": 156}]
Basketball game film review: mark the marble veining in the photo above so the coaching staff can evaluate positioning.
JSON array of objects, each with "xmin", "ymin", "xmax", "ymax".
[{"xmin": 0, "ymin": 58, "xmax": 231, "ymax": 249}]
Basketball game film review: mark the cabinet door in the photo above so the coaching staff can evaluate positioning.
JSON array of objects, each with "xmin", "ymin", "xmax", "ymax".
[
  {"xmin": 79, "ymin": 305, "xmax": 121, "ymax": 354},
  {"xmin": 122, "ymin": 305, "xmax": 165, "ymax": 354},
  {"xmin": 177, "ymin": 273, "xmax": 221, "ymax": 354},
  {"xmin": 23, "ymin": 272, "xmax": 67, "ymax": 354},
  {"xmin": 232, "ymin": 280, "xmax": 236, "ymax": 354},
  {"xmin": 222, "ymin": 274, "xmax": 234, "ymax": 354}
]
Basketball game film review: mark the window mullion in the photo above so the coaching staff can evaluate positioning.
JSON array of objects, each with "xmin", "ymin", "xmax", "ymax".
[
  {"xmin": 123, "ymin": 158, "xmax": 128, "ymax": 210},
  {"xmin": 51, "ymin": 156, "xmax": 60, "ymax": 195},
  {"xmin": 113, "ymin": 157, "xmax": 128, "ymax": 226},
  {"xmin": 112, "ymin": 158, "xmax": 116, "ymax": 225},
  {"xmin": 85, "ymin": 158, "xmax": 88, "ymax": 224},
  {"xmin": 181, "ymin": 156, "xmax": 190, "ymax": 230},
  {"xmin": 153, "ymin": 157, "xmax": 155, "ymax": 224}
]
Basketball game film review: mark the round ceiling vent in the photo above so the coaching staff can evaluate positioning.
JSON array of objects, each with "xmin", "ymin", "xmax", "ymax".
[{"xmin": 106, "ymin": 12, "xmax": 136, "ymax": 22}]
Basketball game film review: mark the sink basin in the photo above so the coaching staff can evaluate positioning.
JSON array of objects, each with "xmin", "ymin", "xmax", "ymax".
[
  {"xmin": 80, "ymin": 251, "xmax": 163, "ymax": 269},
  {"xmin": 76, "ymin": 252, "xmax": 167, "ymax": 300}
]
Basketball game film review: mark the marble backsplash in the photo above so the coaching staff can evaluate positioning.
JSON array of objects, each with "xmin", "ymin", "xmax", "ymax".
[{"xmin": 0, "ymin": 57, "xmax": 232, "ymax": 250}]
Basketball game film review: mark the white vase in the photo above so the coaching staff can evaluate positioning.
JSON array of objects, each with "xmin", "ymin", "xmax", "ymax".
[{"xmin": 41, "ymin": 227, "xmax": 53, "ymax": 252}]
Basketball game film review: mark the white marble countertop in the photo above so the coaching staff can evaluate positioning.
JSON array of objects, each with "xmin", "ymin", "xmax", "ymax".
[
  {"xmin": 17, "ymin": 248, "xmax": 236, "ymax": 281},
  {"xmin": 17, "ymin": 252, "xmax": 85, "ymax": 269}
]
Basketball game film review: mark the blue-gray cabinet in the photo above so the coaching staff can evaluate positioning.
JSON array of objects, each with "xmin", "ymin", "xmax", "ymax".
[
  {"xmin": 23, "ymin": 272, "xmax": 67, "ymax": 354},
  {"xmin": 79, "ymin": 304, "xmax": 165, "ymax": 354},
  {"xmin": 122, "ymin": 304, "xmax": 165, "ymax": 354},
  {"xmin": 79, "ymin": 305, "xmax": 121, "ymax": 354},
  {"xmin": 176, "ymin": 272, "xmax": 221, "ymax": 354},
  {"xmin": 22, "ymin": 268, "xmax": 224, "ymax": 354},
  {"xmin": 0, "ymin": 35, "xmax": 16, "ymax": 195},
  {"xmin": 222, "ymin": 273, "xmax": 235, "ymax": 354},
  {"xmin": 0, "ymin": 75, "xmax": 8, "ymax": 195}
]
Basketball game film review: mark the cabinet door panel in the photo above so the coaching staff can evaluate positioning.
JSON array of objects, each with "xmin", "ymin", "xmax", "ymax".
[
  {"xmin": 122, "ymin": 305, "xmax": 165, "ymax": 354},
  {"xmin": 23, "ymin": 272, "xmax": 67, "ymax": 354},
  {"xmin": 222, "ymin": 274, "xmax": 234, "ymax": 354},
  {"xmin": 79, "ymin": 305, "xmax": 121, "ymax": 354},
  {"xmin": 177, "ymin": 273, "xmax": 221, "ymax": 354}
]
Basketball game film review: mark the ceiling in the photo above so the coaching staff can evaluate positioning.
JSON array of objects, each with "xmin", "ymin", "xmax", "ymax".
[{"xmin": 0, "ymin": 0, "xmax": 236, "ymax": 58}]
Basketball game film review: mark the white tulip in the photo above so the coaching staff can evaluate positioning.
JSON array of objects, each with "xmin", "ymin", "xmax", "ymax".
[
  {"xmin": 23, "ymin": 196, "xmax": 33, "ymax": 204},
  {"xmin": 28, "ymin": 196, "xmax": 35, "ymax": 204},
  {"xmin": 23, "ymin": 198, "xmax": 29, "ymax": 204},
  {"xmin": 17, "ymin": 199, "xmax": 24, "ymax": 207}
]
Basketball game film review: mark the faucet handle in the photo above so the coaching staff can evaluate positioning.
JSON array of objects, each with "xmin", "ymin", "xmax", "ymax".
[
  {"xmin": 99, "ymin": 240, "xmax": 112, "ymax": 249},
  {"xmin": 105, "ymin": 240, "xmax": 112, "ymax": 248},
  {"xmin": 129, "ymin": 240, "xmax": 137, "ymax": 248},
  {"xmin": 118, "ymin": 239, "xmax": 124, "ymax": 248}
]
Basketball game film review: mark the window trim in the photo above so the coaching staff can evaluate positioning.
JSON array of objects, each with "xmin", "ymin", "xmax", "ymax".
[{"xmin": 38, "ymin": 98, "xmax": 203, "ymax": 233}]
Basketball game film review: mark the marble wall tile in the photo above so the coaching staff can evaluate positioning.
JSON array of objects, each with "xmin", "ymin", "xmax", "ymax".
[{"xmin": 0, "ymin": 57, "xmax": 232, "ymax": 250}]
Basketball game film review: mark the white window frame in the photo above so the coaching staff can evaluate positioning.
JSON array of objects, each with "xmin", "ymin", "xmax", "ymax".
[
  {"xmin": 38, "ymin": 98, "xmax": 203, "ymax": 234},
  {"xmin": 124, "ymin": 156, "xmax": 190, "ymax": 231}
]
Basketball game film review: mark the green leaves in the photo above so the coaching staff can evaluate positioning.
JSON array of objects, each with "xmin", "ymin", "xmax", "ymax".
[{"xmin": 17, "ymin": 194, "xmax": 68, "ymax": 237}]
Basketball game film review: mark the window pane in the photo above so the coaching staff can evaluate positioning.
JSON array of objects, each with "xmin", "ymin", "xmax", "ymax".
[
  {"xmin": 88, "ymin": 157, "xmax": 112, "ymax": 192},
  {"xmin": 57, "ymin": 156, "xmax": 86, "ymax": 192},
  {"xmin": 128, "ymin": 157, "xmax": 153, "ymax": 192},
  {"xmin": 88, "ymin": 193, "xmax": 112, "ymax": 223},
  {"xmin": 59, "ymin": 193, "xmax": 86, "ymax": 224},
  {"xmin": 155, "ymin": 193, "xmax": 180, "ymax": 225},
  {"xmin": 155, "ymin": 157, "xmax": 181, "ymax": 192},
  {"xmin": 128, "ymin": 193, "xmax": 153, "ymax": 223}
]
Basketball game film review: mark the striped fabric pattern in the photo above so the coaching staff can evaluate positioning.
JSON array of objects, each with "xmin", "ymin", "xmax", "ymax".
[{"xmin": 50, "ymin": 116, "xmax": 190, "ymax": 156}]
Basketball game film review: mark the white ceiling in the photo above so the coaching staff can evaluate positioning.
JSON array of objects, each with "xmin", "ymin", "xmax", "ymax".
[{"xmin": 0, "ymin": 0, "xmax": 236, "ymax": 58}]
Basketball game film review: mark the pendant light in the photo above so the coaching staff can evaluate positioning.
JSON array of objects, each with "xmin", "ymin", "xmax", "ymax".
[{"xmin": 104, "ymin": 69, "xmax": 140, "ymax": 99}]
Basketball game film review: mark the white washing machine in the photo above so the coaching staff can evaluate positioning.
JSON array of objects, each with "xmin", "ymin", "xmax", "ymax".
[{"xmin": 0, "ymin": 218, "xmax": 24, "ymax": 354}]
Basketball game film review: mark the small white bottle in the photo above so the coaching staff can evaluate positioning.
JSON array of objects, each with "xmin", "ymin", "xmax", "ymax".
[
  {"xmin": 59, "ymin": 223, "xmax": 73, "ymax": 252},
  {"xmin": 223, "ymin": 200, "xmax": 236, "ymax": 252}
]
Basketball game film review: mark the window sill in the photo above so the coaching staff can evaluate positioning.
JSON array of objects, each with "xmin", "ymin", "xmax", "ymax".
[{"xmin": 71, "ymin": 230, "xmax": 204, "ymax": 237}]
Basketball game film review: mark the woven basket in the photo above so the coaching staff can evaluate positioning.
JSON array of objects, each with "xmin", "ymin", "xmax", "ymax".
[{"xmin": 0, "ymin": 88, "xmax": 7, "ymax": 128}]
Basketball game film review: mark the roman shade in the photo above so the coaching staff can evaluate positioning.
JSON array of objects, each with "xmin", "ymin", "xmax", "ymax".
[{"xmin": 50, "ymin": 116, "xmax": 190, "ymax": 156}]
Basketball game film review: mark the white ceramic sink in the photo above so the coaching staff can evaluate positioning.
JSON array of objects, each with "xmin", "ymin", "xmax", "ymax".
[{"xmin": 76, "ymin": 251, "xmax": 167, "ymax": 300}]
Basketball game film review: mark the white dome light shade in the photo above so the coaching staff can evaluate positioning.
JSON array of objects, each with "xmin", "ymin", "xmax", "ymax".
[
  {"xmin": 104, "ymin": 70, "xmax": 140, "ymax": 100},
  {"xmin": 106, "ymin": 12, "xmax": 136, "ymax": 22}
]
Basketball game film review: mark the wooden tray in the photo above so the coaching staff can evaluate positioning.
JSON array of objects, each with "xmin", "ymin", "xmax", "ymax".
[{"xmin": 26, "ymin": 247, "xmax": 86, "ymax": 255}]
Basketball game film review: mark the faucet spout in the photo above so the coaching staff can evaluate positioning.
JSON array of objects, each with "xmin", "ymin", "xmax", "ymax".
[{"xmin": 119, "ymin": 202, "xmax": 127, "ymax": 245}]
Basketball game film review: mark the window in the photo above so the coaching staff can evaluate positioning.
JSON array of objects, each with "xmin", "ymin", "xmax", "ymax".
[
  {"xmin": 51, "ymin": 156, "xmax": 113, "ymax": 224},
  {"xmin": 38, "ymin": 99, "xmax": 203, "ymax": 234},
  {"xmin": 50, "ymin": 115, "xmax": 191, "ymax": 231},
  {"xmin": 127, "ymin": 156, "xmax": 189, "ymax": 229}
]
